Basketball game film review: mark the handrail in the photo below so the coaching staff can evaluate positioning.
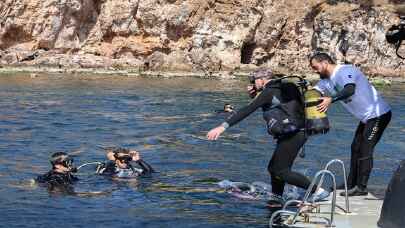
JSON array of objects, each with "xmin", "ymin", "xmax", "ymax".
[
  {"xmin": 268, "ymin": 159, "xmax": 351, "ymax": 227},
  {"xmin": 268, "ymin": 210, "xmax": 296, "ymax": 228},
  {"xmin": 292, "ymin": 170, "xmax": 337, "ymax": 227},
  {"xmin": 318, "ymin": 159, "xmax": 350, "ymax": 213}
]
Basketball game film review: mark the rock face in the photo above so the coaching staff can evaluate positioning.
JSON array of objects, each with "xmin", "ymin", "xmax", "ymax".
[{"xmin": 0, "ymin": 0, "xmax": 403, "ymax": 76}]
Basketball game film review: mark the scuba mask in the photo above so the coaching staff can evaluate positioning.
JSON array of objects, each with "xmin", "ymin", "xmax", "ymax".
[
  {"xmin": 114, "ymin": 154, "xmax": 133, "ymax": 163},
  {"xmin": 223, "ymin": 104, "xmax": 234, "ymax": 113},
  {"xmin": 50, "ymin": 152, "xmax": 77, "ymax": 172},
  {"xmin": 61, "ymin": 157, "xmax": 77, "ymax": 172},
  {"xmin": 248, "ymin": 71, "xmax": 283, "ymax": 93},
  {"xmin": 113, "ymin": 150, "xmax": 137, "ymax": 174},
  {"xmin": 62, "ymin": 157, "xmax": 74, "ymax": 168},
  {"xmin": 112, "ymin": 147, "xmax": 133, "ymax": 164}
]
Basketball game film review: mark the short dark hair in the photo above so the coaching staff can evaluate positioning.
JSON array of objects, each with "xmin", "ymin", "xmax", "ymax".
[
  {"xmin": 113, "ymin": 147, "xmax": 130, "ymax": 155},
  {"xmin": 309, "ymin": 52, "xmax": 335, "ymax": 65}
]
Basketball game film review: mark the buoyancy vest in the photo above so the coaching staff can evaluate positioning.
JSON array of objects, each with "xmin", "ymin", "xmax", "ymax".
[{"xmin": 261, "ymin": 81, "xmax": 305, "ymax": 139}]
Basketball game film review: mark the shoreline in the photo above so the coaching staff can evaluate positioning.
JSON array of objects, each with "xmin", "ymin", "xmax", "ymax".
[{"xmin": 0, "ymin": 65, "xmax": 402, "ymax": 85}]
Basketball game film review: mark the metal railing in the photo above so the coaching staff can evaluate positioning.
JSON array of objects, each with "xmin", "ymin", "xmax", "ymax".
[
  {"xmin": 269, "ymin": 159, "xmax": 351, "ymax": 228},
  {"xmin": 318, "ymin": 159, "xmax": 350, "ymax": 213}
]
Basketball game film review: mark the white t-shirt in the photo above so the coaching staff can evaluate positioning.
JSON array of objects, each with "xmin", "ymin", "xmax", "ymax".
[{"xmin": 314, "ymin": 64, "xmax": 390, "ymax": 123}]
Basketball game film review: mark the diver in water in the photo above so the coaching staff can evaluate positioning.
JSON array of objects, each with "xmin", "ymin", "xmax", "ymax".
[
  {"xmin": 36, "ymin": 152, "xmax": 78, "ymax": 194},
  {"xmin": 96, "ymin": 147, "xmax": 154, "ymax": 178},
  {"xmin": 310, "ymin": 53, "xmax": 391, "ymax": 196},
  {"xmin": 215, "ymin": 104, "xmax": 236, "ymax": 119},
  {"xmin": 222, "ymin": 104, "xmax": 235, "ymax": 114},
  {"xmin": 207, "ymin": 68, "xmax": 330, "ymax": 205}
]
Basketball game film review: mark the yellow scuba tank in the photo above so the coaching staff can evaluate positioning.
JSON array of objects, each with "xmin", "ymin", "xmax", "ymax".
[{"xmin": 304, "ymin": 87, "xmax": 330, "ymax": 135}]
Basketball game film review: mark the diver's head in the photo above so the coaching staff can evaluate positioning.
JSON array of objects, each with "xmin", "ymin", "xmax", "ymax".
[
  {"xmin": 223, "ymin": 104, "xmax": 234, "ymax": 113},
  {"xmin": 309, "ymin": 52, "xmax": 335, "ymax": 79},
  {"xmin": 248, "ymin": 68, "xmax": 274, "ymax": 91},
  {"xmin": 108, "ymin": 147, "xmax": 134, "ymax": 169},
  {"xmin": 50, "ymin": 152, "xmax": 77, "ymax": 173}
]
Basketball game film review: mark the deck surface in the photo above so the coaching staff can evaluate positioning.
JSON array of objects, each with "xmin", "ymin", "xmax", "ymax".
[{"xmin": 279, "ymin": 190, "xmax": 383, "ymax": 228}]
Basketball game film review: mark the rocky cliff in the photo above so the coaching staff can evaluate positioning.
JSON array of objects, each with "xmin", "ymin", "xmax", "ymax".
[{"xmin": 0, "ymin": 0, "xmax": 403, "ymax": 77}]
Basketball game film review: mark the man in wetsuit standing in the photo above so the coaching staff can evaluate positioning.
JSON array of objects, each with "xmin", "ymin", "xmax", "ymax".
[
  {"xmin": 310, "ymin": 53, "xmax": 391, "ymax": 196},
  {"xmin": 207, "ymin": 69, "xmax": 329, "ymax": 203}
]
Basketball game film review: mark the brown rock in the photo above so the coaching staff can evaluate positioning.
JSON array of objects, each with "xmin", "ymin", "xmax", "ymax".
[{"xmin": 0, "ymin": 0, "xmax": 403, "ymax": 76}]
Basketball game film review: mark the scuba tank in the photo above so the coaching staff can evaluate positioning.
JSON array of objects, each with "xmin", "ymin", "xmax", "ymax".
[
  {"xmin": 303, "ymin": 88, "xmax": 330, "ymax": 135},
  {"xmin": 269, "ymin": 75, "xmax": 330, "ymax": 135},
  {"xmin": 251, "ymin": 75, "xmax": 330, "ymax": 137}
]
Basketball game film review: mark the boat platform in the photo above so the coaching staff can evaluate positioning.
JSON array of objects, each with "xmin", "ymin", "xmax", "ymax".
[{"xmin": 278, "ymin": 191, "xmax": 383, "ymax": 228}]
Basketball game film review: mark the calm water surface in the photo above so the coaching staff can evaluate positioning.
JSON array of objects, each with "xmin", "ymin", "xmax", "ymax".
[{"xmin": 0, "ymin": 74, "xmax": 404, "ymax": 227}]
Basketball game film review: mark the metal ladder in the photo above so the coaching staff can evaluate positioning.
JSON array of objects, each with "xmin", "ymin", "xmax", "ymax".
[{"xmin": 269, "ymin": 159, "xmax": 351, "ymax": 228}]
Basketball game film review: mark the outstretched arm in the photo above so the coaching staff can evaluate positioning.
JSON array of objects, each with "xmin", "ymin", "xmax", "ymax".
[{"xmin": 207, "ymin": 88, "xmax": 273, "ymax": 140}]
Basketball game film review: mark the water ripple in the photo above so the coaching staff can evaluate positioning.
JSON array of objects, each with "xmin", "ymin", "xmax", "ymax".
[{"xmin": 0, "ymin": 75, "xmax": 403, "ymax": 227}]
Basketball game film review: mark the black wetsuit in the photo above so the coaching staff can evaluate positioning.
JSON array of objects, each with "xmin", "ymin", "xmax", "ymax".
[
  {"xmin": 96, "ymin": 160, "xmax": 154, "ymax": 177},
  {"xmin": 215, "ymin": 110, "xmax": 235, "ymax": 120},
  {"xmin": 224, "ymin": 81, "xmax": 313, "ymax": 196},
  {"xmin": 329, "ymin": 84, "xmax": 392, "ymax": 190},
  {"xmin": 348, "ymin": 111, "xmax": 391, "ymax": 189},
  {"xmin": 36, "ymin": 170, "xmax": 78, "ymax": 194}
]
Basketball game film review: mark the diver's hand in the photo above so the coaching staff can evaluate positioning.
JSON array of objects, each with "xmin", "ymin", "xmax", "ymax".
[
  {"xmin": 207, "ymin": 126, "xmax": 225, "ymax": 140},
  {"xmin": 130, "ymin": 151, "xmax": 140, "ymax": 161},
  {"xmin": 70, "ymin": 167, "xmax": 78, "ymax": 173},
  {"xmin": 317, "ymin": 97, "xmax": 332, "ymax": 113},
  {"xmin": 106, "ymin": 151, "xmax": 115, "ymax": 161}
]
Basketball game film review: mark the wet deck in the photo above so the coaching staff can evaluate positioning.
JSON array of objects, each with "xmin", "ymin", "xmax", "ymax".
[
  {"xmin": 279, "ymin": 190, "xmax": 383, "ymax": 228},
  {"xmin": 332, "ymin": 191, "xmax": 382, "ymax": 228}
]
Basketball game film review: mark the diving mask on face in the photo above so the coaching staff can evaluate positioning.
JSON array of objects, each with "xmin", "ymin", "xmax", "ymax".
[
  {"xmin": 112, "ymin": 147, "xmax": 133, "ymax": 164},
  {"xmin": 62, "ymin": 157, "xmax": 73, "ymax": 168},
  {"xmin": 223, "ymin": 104, "xmax": 234, "ymax": 113},
  {"xmin": 114, "ymin": 154, "xmax": 133, "ymax": 163},
  {"xmin": 50, "ymin": 152, "xmax": 77, "ymax": 172},
  {"xmin": 63, "ymin": 158, "xmax": 77, "ymax": 173}
]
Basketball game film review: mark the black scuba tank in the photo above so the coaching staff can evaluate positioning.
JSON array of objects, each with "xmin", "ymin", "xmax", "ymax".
[{"xmin": 303, "ymin": 88, "xmax": 330, "ymax": 135}]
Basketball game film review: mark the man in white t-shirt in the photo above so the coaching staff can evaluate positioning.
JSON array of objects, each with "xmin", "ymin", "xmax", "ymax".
[{"xmin": 309, "ymin": 53, "xmax": 392, "ymax": 197}]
